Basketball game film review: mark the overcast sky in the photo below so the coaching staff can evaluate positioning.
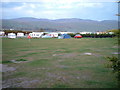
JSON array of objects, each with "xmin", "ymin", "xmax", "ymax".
[{"xmin": 1, "ymin": 0, "xmax": 119, "ymax": 21}]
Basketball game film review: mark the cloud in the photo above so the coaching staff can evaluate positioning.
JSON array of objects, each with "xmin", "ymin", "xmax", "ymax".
[
  {"xmin": 26, "ymin": 10, "xmax": 34, "ymax": 14},
  {"xmin": 29, "ymin": 4, "xmax": 36, "ymax": 8},
  {"xmin": 1, "ymin": 0, "xmax": 119, "ymax": 3},
  {"xmin": 58, "ymin": 5, "xmax": 72, "ymax": 9},
  {"xmin": 1, "ymin": 0, "xmax": 117, "ymax": 11},
  {"xmin": 13, "ymin": 3, "xmax": 26, "ymax": 10},
  {"xmin": 3, "ymin": 3, "xmax": 37, "ymax": 11},
  {"xmin": 76, "ymin": 3, "xmax": 103, "ymax": 8},
  {"xmin": 2, "ymin": 2, "xmax": 99, "ymax": 12},
  {"xmin": 1, "ymin": 0, "xmax": 118, "ymax": 20},
  {"xmin": 2, "ymin": 2, "xmax": 23, "ymax": 8},
  {"xmin": 37, "ymin": 1, "xmax": 103, "ymax": 10}
]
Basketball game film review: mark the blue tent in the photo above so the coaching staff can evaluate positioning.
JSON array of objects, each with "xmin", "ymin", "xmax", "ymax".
[{"xmin": 58, "ymin": 34, "xmax": 71, "ymax": 39}]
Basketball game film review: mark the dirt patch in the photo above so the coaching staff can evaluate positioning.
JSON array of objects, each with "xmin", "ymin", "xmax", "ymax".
[
  {"xmin": 55, "ymin": 65, "xmax": 69, "ymax": 68},
  {"xmin": 47, "ymin": 72, "xmax": 59, "ymax": 78},
  {"xmin": 52, "ymin": 53, "xmax": 63, "ymax": 56},
  {"xmin": 112, "ymin": 52, "xmax": 120, "ymax": 54},
  {"xmin": 53, "ymin": 53, "xmax": 78, "ymax": 58},
  {"xmin": 112, "ymin": 46, "xmax": 118, "ymax": 48},
  {"xmin": 0, "ymin": 64, "xmax": 2, "ymax": 72},
  {"xmin": 32, "ymin": 67, "xmax": 50, "ymax": 71},
  {"xmin": 1, "ymin": 64, "xmax": 16, "ymax": 72},
  {"xmin": 58, "ymin": 60, "xmax": 64, "ymax": 62},
  {"xmin": 55, "ymin": 49, "xmax": 66, "ymax": 52},
  {"xmin": 2, "ymin": 77, "xmax": 40, "ymax": 88},
  {"xmin": 46, "ymin": 72, "xmax": 70, "ymax": 83},
  {"xmin": 83, "ymin": 53, "xmax": 92, "ymax": 55},
  {"xmin": 10, "ymin": 59, "xmax": 28, "ymax": 63},
  {"xmin": 71, "ymin": 70, "xmax": 94, "ymax": 81},
  {"xmin": 81, "ymin": 52, "xmax": 101, "ymax": 56},
  {"xmin": 80, "ymin": 73, "xmax": 93, "ymax": 80},
  {"xmin": 62, "ymin": 53, "xmax": 78, "ymax": 58}
]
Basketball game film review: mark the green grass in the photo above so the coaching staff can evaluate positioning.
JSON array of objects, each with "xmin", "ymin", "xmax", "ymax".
[
  {"xmin": 2, "ymin": 38, "xmax": 119, "ymax": 88},
  {"xmin": 26, "ymin": 59, "xmax": 50, "ymax": 67}
]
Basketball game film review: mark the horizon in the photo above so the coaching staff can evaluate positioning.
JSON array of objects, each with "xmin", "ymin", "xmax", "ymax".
[{"xmin": 1, "ymin": 17, "xmax": 118, "ymax": 21}]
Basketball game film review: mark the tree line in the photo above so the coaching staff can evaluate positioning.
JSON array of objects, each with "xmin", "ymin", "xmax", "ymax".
[
  {"xmin": 3, "ymin": 30, "xmax": 32, "ymax": 35},
  {"xmin": 68, "ymin": 33, "xmax": 117, "ymax": 38},
  {"xmin": 68, "ymin": 29, "xmax": 120, "ymax": 38}
]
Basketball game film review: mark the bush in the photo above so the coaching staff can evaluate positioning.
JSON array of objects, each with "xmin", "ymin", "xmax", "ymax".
[
  {"xmin": 68, "ymin": 33, "xmax": 75, "ymax": 37},
  {"xmin": 106, "ymin": 56, "xmax": 120, "ymax": 87},
  {"xmin": 80, "ymin": 34, "xmax": 116, "ymax": 38}
]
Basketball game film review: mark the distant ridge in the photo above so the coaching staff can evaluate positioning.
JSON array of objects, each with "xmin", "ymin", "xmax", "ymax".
[{"xmin": 1, "ymin": 17, "xmax": 118, "ymax": 32}]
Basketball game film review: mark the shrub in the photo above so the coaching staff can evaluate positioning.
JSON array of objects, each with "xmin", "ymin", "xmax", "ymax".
[
  {"xmin": 68, "ymin": 33, "xmax": 75, "ymax": 37},
  {"xmin": 106, "ymin": 56, "xmax": 120, "ymax": 71},
  {"xmin": 106, "ymin": 56, "xmax": 120, "ymax": 87}
]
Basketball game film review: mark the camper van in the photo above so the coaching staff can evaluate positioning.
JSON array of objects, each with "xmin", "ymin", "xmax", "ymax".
[
  {"xmin": 0, "ymin": 31, "xmax": 5, "ymax": 36},
  {"xmin": 47, "ymin": 33, "xmax": 58, "ymax": 37},
  {"xmin": 17, "ymin": 33, "xmax": 24, "ymax": 37},
  {"xmin": 8, "ymin": 33, "xmax": 16, "ymax": 38},
  {"xmin": 29, "ymin": 32, "xmax": 43, "ymax": 38}
]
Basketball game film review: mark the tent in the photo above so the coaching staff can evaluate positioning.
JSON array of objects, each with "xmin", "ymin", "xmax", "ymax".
[
  {"xmin": 74, "ymin": 34, "xmax": 82, "ymax": 38},
  {"xmin": 58, "ymin": 34, "xmax": 71, "ymax": 39}
]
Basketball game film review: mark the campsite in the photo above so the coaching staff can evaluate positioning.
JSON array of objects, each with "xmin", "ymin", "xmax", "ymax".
[
  {"xmin": 1, "ymin": 1, "xmax": 119, "ymax": 88},
  {"xmin": 2, "ymin": 37, "xmax": 119, "ymax": 88}
]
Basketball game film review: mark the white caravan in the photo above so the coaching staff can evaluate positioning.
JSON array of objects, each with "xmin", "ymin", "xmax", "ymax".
[
  {"xmin": 47, "ymin": 32, "xmax": 58, "ymax": 37},
  {"xmin": 17, "ymin": 33, "xmax": 24, "ymax": 37},
  {"xmin": 29, "ymin": 32, "xmax": 44, "ymax": 38},
  {"xmin": 0, "ymin": 31, "xmax": 5, "ymax": 36},
  {"xmin": 8, "ymin": 33, "xmax": 16, "ymax": 38}
]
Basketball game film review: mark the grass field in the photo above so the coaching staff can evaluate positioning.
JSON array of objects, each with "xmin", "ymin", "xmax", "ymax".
[{"xmin": 2, "ymin": 38, "xmax": 119, "ymax": 88}]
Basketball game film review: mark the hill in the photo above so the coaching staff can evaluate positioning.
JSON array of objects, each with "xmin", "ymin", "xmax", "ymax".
[{"xmin": 1, "ymin": 17, "xmax": 118, "ymax": 32}]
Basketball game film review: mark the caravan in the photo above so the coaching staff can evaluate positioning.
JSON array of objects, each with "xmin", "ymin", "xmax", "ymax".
[
  {"xmin": 47, "ymin": 33, "xmax": 58, "ymax": 37},
  {"xmin": 8, "ymin": 33, "xmax": 16, "ymax": 38},
  {"xmin": 17, "ymin": 33, "xmax": 24, "ymax": 37},
  {"xmin": 29, "ymin": 32, "xmax": 44, "ymax": 38},
  {"xmin": 58, "ymin": 34, "xmax": 71, "ymax": 39}
]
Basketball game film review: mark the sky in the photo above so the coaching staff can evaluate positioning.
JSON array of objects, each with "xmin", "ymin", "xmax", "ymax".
[{"xmin": 1, "ymin": 0, "xmax": 119, "ymax": 21}]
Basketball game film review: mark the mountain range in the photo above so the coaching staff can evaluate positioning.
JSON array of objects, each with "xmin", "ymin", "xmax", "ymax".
[{"xmin": 1, "ymin": 17, "xmax": 118, "ymax": 32}]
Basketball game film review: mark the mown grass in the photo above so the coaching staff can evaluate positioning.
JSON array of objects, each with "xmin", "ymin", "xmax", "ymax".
[
  {"xmin": 2, "ymin": 38, "xmax": 119, "ymax": 88},
  {"xmin": 26, "ymin": 59, "xmax": 50, "ymax": 67}
]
